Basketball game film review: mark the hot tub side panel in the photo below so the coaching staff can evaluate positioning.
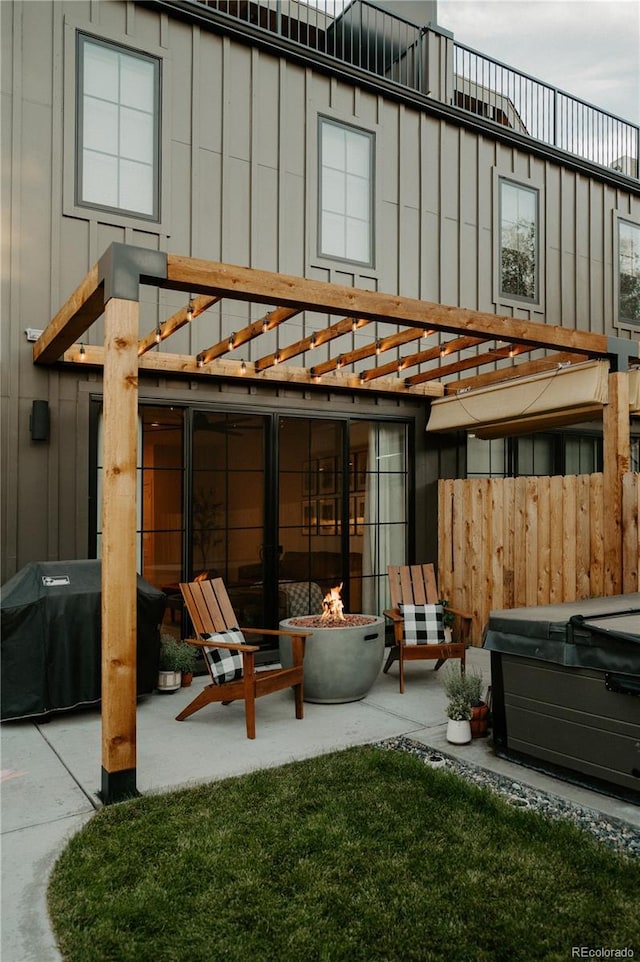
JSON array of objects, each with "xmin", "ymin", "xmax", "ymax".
[{"xmin": 491, "ymin": 652, "xmax": 640, "ymax": 799}]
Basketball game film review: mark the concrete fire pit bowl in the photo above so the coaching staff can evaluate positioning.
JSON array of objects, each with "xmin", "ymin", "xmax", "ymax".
[{"xmin": 279, "ymin": 614, "xmax": 385, "ymax": 704}]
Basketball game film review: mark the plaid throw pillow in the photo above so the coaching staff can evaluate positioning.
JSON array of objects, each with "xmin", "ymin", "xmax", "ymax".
[
  {"xmin": 200, "ymin": 629, "xmax": 244, "ymax": 684},
  {"xmin": 401, "ymin": 604, "xmax": 445, "ymax": 645}
]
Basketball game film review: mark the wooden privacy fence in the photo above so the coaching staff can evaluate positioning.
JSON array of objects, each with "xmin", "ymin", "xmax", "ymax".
[{"xmin": 438, "ymin": 472, "xmax": 640, "ymax": 645}]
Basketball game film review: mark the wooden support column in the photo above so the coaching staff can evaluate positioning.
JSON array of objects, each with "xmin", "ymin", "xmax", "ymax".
[
  {"xmin": 101, "ymin": 297, "xmax": 140, "ymax": 803},
  {"xmin": 603, "ymin": 372, "xmax": 630, "ymax": 596}
]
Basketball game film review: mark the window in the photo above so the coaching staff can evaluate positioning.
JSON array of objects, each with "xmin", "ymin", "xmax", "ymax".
[
  {"xmin": 499, "ymin": 180, "xmax": 538, "ymax": 301},
  {"xmin": 618, "ymin": 219, "xmax": 640, "ymax": 324},
  {"xmin": 77, "ymin": 34, "xmax": 160, "ymax": 220},
  {"xmin": 319, "ymin": 118, "xmax": 374, "ymax": 266}
]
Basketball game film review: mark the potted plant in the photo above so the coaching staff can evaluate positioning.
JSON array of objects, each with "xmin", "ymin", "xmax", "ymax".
[
  {"xmin": 176, "ymin": 641, "xmax": 198, "ymax": 687},
  {"xmin": 465, "ymin": 667, "xmax": 490, "ymax": 738},
  {"xmin": 157, "ymin": 635, "xmax": 195, "ymax": 692},
  {"xmin": 445, "ymin": 693, "xmax": 473, "ymax": 744},
  {"xmin": 442, "ymin": 664, "xmax": 484, "ymax": 744}
]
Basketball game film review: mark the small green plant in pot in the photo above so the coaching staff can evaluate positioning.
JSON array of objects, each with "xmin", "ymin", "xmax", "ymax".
[
  {"xmin": 158, "ymin": 635, "xmax": 197, "ymax": 692},
  {"xmin": 442, "ymin": 664, "xmax": 477, "ymax": 744},
  {"xmin": 464, "ymin": 666, "xmax": 490, "ymax": 737}
]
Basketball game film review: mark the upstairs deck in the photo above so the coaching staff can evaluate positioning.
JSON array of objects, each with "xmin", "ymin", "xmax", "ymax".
[{"xmin": 190, "ymin": 0, "xmax": 638, "ymax": 179}]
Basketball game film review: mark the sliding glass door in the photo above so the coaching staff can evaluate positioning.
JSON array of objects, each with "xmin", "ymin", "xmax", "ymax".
[{"xmin": 95, "ymin": 404, "xmax": 410, "ymax": 644}]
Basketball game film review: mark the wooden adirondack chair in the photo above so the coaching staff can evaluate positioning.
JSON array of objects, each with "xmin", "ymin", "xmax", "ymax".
[
  {"xmin": 383, "ymin": 564, "xmax": 470, "ymax": 693},
  {"xmin": 177, "ymin": 577, "xmax": 310, "ymax": 738}
]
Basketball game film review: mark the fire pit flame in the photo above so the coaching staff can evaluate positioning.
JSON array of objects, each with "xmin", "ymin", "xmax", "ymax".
[{"xmin": 321, "ymin": 583, "xmax": 345, "ymax": 622}]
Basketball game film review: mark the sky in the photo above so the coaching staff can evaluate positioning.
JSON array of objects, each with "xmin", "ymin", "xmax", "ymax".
[{"xmin": 436, "ymin": 0, "xmax": 640, "ymax": 125}]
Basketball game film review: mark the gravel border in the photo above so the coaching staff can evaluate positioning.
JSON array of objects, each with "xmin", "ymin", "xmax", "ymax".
[{"xmin": 378, "ymin": 735, "xmax": 640, "ymax": 859}]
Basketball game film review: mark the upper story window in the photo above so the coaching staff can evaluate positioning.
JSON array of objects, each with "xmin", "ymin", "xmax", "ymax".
[
  {"xmin": 618, "ymin": 219, "xmax": 640, "ymax": 324},
  {"xmin": 499, "ymin": 180, "xmax": 539, "ymax": 302},
  {"xmin": 76, "ymin": 34, "xmax": 160, "ymax": 221},
  {"xmin": 318, "ymin": 118, "xmax": 374, "ymax": 267}
]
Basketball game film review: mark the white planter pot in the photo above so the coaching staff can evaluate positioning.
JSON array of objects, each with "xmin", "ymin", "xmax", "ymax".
[
  {"xmin": 446, "ymin": 718, "xmax": 472, "ymax": 744},
  {"xmin": 157, "ymin": 669, "xmax": 182, "ymax": 692}
]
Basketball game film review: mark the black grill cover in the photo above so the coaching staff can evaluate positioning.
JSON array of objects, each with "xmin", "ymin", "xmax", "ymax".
[{"xmin": 1, "ymin": 560, "xmax": 166, "ymax": 721}]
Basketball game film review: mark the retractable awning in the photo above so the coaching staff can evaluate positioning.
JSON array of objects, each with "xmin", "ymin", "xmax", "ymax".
[{"xmin": 426, "ymin": 359, "xmax": 613, "ymax": 437}]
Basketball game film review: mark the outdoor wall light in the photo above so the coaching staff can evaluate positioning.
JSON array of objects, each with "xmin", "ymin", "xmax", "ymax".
[{"xmin": 30, "ymin": 400, "xmax": 50, "ymax": 442}]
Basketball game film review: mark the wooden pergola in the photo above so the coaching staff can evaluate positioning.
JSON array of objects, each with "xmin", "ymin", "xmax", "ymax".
[{"xmin": 34, "ymin": 243, "xmax": 638, "ymax": 802}]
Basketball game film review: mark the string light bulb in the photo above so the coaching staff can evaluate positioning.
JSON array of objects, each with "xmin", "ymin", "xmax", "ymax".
[
  {"xmin": 196, "ymin": 354, "xmax": 204, "ymax": 368},
  {"xmin": 227, "ymin": 333, "xmax": 236, "ymax": 351},
  {"xmin": 186, "ymin": 298, "xmax": 194, "ymax": 322},
  {"xmin": 310, "ymin": 332, "xmax": 316, "ymax": 349},
  {"xmin": 336, "ymin": 354, "xmax": 344, "ymax": 370},
  {"xmin": 240, "ymin": 359, "xmax": 246, "ymax": 374},
  {"xmin": 351, "ymin": 318, "xmax": 358, "ymax": 334},
  {"xmin": 155, "ymin": 324, "xmax": 162, "ymax": 344},
  {"xmin": 375, "ymin": 339, "xmax": 382, "ymax": 356},
  {"xmin": 79, "ymin": 343, "xmax": 86, "ymax": 359}
]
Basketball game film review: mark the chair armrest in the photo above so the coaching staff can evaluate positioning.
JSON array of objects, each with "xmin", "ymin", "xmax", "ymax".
[
  {"xmin": 184, "ymin": 637, "xmax": 260, "ymax": 653},
  {"xmin": 241, "ymin": 626, "xmax": 312, "ymax": 639},
  {"xmin": 446, "ymin": 605, "xmax": 473, "ymax": 622},
  {"xmin": 383, "ymin": 608, "xmax": 403, "ymax": 623}
]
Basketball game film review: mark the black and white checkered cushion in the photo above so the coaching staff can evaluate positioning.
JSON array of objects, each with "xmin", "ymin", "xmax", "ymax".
[
  {"xmin": 401, "ymin": 603, "xmax": 445, "ymax": 645},
  {"xmin": 200, "ymin": 629, "xmax": 244, "ymax": 684}
]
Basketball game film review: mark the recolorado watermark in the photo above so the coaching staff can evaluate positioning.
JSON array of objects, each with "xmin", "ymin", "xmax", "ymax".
[{"xmin": 571, "ymin": 950, "xmax": 635, "ymax": 959}]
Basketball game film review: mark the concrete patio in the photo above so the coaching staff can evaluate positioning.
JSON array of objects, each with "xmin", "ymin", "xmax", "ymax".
[{"xmin": 2, "ymin": 646, "xmax": 639, "ymax": 962}]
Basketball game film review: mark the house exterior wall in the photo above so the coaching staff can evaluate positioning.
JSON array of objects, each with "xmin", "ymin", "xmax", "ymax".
[{"xmin": 1, "ymin": 0, "xmax": 639, "ymax": 580}]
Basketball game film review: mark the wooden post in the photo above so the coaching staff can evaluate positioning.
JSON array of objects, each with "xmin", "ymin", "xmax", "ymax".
[
  {"xmin": 602, "ymin": 372, "xmax": 630, "ymax": 596},
  {"xmin": 101, "ymin": 297, "xmax": 139, "ymax": 803}
]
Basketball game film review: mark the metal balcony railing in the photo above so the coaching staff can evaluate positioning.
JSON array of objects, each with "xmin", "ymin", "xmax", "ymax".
[
  {"xmin": 452, "ymin": 43, "xmax": 639, "ymax": 177},
  {"xmin": 197, "ymin": 0, "xmax": 640, "ymax": 179}
]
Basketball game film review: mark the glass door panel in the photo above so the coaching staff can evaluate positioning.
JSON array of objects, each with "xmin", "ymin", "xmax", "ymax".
[
  {"xmin": 278, "ymin": 417, "xmax": 346, "ymax": 615},
  {"xmin": 139, "ymin": 407, "xmax": 185, "ymax": 628},
  {"xmin": 351, "ymin": 420, "xmax": 408, "ymax": 614},
  {"xmin": 192, "ymin": 411, "xmax": 268, "ymax": 632}
]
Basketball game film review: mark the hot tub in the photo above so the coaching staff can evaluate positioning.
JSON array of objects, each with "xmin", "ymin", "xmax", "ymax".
[
  {"xmin": 279, "ymin": 614, "xmax": 385, "ymax": 704},
  {"xmin": 484, "ymin": 594, "xmax": 640, "ymax": 802}
]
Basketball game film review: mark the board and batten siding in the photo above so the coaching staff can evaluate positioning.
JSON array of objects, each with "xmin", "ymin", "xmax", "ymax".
[{"xmin": 2, "ymin": 0, "xmax": 639, "ymax": 576}]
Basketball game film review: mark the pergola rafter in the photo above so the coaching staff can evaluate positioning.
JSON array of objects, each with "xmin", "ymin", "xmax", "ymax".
[{"xmin": 138, "ymin": 294, "xmax": 220, "ymax": 356}]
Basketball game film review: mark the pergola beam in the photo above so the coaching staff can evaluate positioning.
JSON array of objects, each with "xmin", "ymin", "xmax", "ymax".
[
  {"xmin": 33, "ymin": 264, "xmax": 104, "ymax": 364},
  {"xmin": 61, "ymin": 344, "xmax": 444, "ymax": 397},
  {"xmin": 164, "ymin": 254, "xmax": 611, "ymax": 356}
]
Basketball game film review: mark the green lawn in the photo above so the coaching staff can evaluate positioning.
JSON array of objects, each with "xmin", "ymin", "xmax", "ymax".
[{"xmin": 48, "ymin": 746, "xmax": 640, "ymax": 962}]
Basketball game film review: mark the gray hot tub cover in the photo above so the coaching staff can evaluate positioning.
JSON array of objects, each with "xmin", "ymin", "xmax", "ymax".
[{"xmin": 483, "ymin": 594, "xmax": 640, "ymax": 675}]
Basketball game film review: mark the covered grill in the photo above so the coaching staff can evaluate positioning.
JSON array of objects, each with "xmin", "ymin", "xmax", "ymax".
[
  {"xmin": 1, "ymin": 560, "xmax": 165, "ymax": 721},
  {"xmin": 484, "ymin": 594, "xmax": 640, "ymax": 802}
]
